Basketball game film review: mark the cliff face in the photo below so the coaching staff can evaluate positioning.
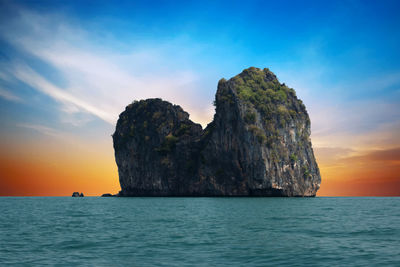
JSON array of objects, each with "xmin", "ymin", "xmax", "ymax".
[
  {"xmin": 113, "ymin": 99, "xmax": 203, "ymax": 196},
  {"xmin": 113, "ymin": 67, "xmax": 321, "ymax": 196}
]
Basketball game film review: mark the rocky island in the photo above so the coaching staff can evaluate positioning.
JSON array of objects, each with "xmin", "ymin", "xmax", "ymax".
[
  {"xmin": 113, "ymin": 67, "xmax": 321, "ymax": 197},
  {"xmin": 72, "ymin": 192, "xmax": 84, "ymax": 197}
]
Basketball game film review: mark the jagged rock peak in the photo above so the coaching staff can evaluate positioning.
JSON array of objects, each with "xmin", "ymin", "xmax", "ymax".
[{"xmin": 113, "ymin": 67, "xmax": 321, "ymax": 197}]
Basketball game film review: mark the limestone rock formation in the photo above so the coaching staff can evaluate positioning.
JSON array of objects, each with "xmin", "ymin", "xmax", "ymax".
[
  {"xmin": 113, "ymin": 67, "xmax": 321, "ymax": 197},
  {"xmin": 72, "ymin": 192, "xmax": 84, "ymax": 197},
  {"xmin": 101, "ymin": 193, "xmax": 116, "ymax": 197}
]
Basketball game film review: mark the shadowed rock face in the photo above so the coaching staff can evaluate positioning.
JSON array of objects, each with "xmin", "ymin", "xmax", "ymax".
[
  {"xmin": 72, "ymin": 192, "xmax": 84, "ymax": 197},
  {"xmin": 113, "ymin": 67, "xmax": 321, "ymax": 197}
]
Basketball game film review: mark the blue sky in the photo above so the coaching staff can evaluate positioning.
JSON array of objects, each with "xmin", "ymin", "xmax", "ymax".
[{"xmin": 0, "ymin": 0, "xmax": 399, "ymax": 195}]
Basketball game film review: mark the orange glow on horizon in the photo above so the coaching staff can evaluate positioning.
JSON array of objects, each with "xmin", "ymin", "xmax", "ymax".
[
  {"xmin": 0, "ymin": 140, "xmax": 399, "ymax": 196},
  {"xmin": 317, "ymin": 164, "xmax": 400, "ymax": 196},
  {"xmin": 0, "ymin": 142, "xmax": 120, "ymax": 196}
]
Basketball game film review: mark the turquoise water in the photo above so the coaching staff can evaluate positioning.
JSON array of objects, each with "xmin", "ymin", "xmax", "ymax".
[{"xmin": 1, "ymin": 197, "xmax": 399, "ymax": 266}]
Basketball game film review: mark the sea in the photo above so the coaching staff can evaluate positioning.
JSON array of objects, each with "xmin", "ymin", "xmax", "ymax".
[{"xmin": 0, "ymin": 197, "xmax": 399, "ymax": 266}]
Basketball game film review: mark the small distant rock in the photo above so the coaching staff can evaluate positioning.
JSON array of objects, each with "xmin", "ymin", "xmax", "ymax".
[
  {"xmin": 72, "ymin": 192, "xmax": 84, "ymax": 197},
  {"xmin": 101, "ymin": 193, "xmax": 114, "ymax": 197}
]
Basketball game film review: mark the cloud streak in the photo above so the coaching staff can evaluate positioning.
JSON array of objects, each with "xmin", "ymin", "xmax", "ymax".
[
  {"xmin": 343, "ymin": 147, "xmax": 400, "ymax": 165},
  {"xmin": 12, "ymin": 63, "xmax": 116, "ymax": 124},
  {"xmin": 17, "ymin": 123, "xmax": 64, "ymax": 138},
  {"xmin": 1, "ymin": 7, "xmax": 213, "ymax": 127},
  {"xmin": 0, "ymin": 87, "xmax": 23, "ymax": 103}
]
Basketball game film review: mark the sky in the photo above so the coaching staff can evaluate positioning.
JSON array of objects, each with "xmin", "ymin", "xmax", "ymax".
[{"xmin": 0, "ymin": 0, "xmax": 399, "ymax": 196}]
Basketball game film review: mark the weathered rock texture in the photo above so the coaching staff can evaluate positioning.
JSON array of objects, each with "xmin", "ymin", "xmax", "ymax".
[{"xmin": 113, "ymin": 67, "xmax": 321, "ymax": 197}]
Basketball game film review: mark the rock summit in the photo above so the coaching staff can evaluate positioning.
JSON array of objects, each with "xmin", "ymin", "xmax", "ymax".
[{"xmin": 113, "ymin": 67, "xmax": 321, "ymax": 196}]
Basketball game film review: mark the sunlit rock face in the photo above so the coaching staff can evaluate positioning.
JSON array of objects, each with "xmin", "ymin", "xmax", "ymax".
[{"xmin": 113, "ymin": 67, "xmax": 321, "ymax": 197}]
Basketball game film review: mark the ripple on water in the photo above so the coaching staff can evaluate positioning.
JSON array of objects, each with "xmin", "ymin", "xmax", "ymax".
[{"xmin": 0, "ymin": 197, "xmax": 399, "ymax": 266}]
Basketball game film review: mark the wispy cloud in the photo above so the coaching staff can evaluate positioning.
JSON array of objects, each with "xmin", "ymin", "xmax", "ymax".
[
  {"xmin": 1, "ymin": 4, "xmax": 399, "ymax": 146},
  {"xmin": 15, "ymin": 123, "xmax": 81, "ymax": 146},
  {"xmin": 0, "ymin": 87, "xmax": 23, "ymax": 103},
  {"xmin": 344, "ymin": 147, "xmax": 400, "ymax": 164},
  {"xmin": 314, "ymin": 146, "xmax": 354, "ymax": 165},
  {"xmin": 1, "ymin": 7, "xmax": 212, "ymax": 127},
  {"xmin": 12, "ymin": 63, "xmax": 116, "ymax": 124},
  {"xmin": 17, "ymin": 123, "xmax": 64, "ymax": 138}
]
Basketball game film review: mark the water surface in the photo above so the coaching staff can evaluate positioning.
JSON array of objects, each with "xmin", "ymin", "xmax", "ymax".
[{"xmin": 1, "ymin": 197, "xmax": 399, "ymax": 266}]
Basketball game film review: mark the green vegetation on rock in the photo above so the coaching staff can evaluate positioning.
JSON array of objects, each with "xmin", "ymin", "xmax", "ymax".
[
  {"xmin": 248, "ymin": 125, "xmax": 267, "ymax": 144},
  {"xmin": 302, "ymin": 165, "xmax": 311, "ymax": 178},
  {"xmin": 176, "ymin": 123, "xmax": 191, "ymax": 136},
  {"xmin": 227, "ymin": 67, "xmax": 302, "ymax": 127},
  {"xmin": 244, "ymin": 111, "xmax": 256, "ymax": 124},
  {"xmin": 156, "ymin": 134, "xmax": 178, "ymax": 154},
  {"xmin": 290, "ymin": 153, "xmax": 298, "ymax": 162},
  {"xmin": 113, "ymin": 68, "xmax": 321, "ymax": 197}
]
